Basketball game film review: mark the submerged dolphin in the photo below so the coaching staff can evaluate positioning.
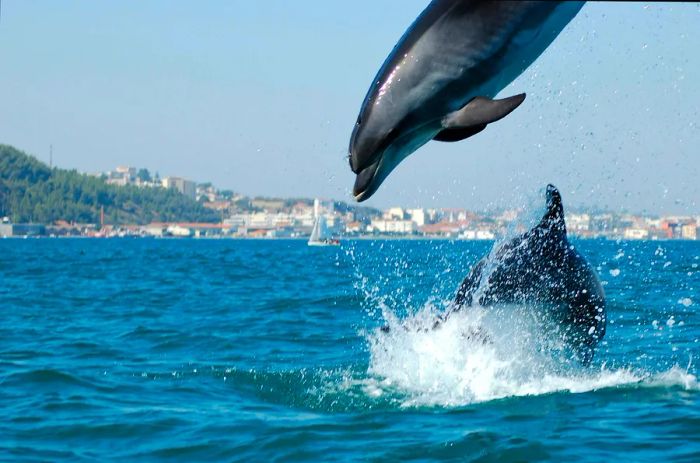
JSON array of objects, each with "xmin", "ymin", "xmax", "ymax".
[
  {"xmin": 349, "ymin": 1, "xmax": 585, "ymax": 201},
  {"xmin": 449, "ymin": 184, "xmax": 606, "ymax": 363}
]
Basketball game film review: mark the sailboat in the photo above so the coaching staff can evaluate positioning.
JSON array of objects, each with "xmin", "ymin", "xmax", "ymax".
[{"xmin": 308, "ymin": 199, "xmax": 340, "ymax": 246}]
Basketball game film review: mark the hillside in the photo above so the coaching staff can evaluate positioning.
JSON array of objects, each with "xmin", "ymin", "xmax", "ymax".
[{"xmin": 0, "ymin": 144, "xmax": 219, "ymax": 224}]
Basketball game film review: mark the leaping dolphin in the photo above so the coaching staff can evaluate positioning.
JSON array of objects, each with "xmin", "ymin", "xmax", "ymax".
[
  {"xmin": 449, "ymin": 184, "xmax": 606, "ymax": 364},
  {"xmin": 349, "ymin": 1, "xmax": 585, "ymax": 201},
  {"xmin": 380, "ymin": 185, "xmax": 605, "ymax": 364}
]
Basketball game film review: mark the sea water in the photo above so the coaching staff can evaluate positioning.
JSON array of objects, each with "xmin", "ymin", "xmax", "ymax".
[{"xmin": 0, "ymin": 238, "xmax": 698, "ymax": 461}]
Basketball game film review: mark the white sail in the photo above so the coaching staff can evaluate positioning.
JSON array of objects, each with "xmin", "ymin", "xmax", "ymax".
[
  {"xmin": 308, "ymin": 216, "xmax": 322, "ymax": 244},
  {"xmin": 308, "ymin": 199, "xmax": 338, "ymax": 246},
  {"xmin": 318, "ymin": 216, "xmax": 328, "ymax": 239}
]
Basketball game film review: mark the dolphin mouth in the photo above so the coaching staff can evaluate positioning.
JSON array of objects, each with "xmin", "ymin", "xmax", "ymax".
[
  {"xmin": 353, "ymin": 159, "xmax": 381, "ymax": 202},
  {"xmin": 350, "ymin": 123, "xmax": 437, "ymax": 202}
]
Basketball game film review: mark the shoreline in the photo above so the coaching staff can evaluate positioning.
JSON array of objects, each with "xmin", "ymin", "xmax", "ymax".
[{"xmin": 2, "ymin": 235, "xmax": 698, "ymax": 243}]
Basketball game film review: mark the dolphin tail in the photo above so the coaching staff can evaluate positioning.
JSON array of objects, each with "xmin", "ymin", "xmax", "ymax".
[{"xmin": 434, "ymin": 94, "xmax": 526, "ymax": 142}]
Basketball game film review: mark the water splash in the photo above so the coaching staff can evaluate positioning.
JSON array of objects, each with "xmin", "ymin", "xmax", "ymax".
[
  {"xmin": 348, "ymin": 188, "xmax": 698, "ymax": 408},
  {"xmin": 362, "ymin": 300, "xmax": 697, "ymax": 407}
]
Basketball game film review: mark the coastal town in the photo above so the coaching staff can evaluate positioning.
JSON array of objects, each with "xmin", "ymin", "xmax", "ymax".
[{"xmin": 1, "ymin": 164, "xmax": 698, "ymax": 241}]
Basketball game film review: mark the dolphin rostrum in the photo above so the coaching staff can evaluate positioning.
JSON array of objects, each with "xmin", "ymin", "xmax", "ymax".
[{"xmin": 349, "ymin": 1, "xmax": 585, "ymax": 201}]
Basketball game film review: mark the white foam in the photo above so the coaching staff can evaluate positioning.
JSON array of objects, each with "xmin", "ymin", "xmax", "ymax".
[
  {"xmin": 352, "ymin": 189, "xmax": 697, "ymax": 408},
  {"xmin": 364, "ymin": 303, "xmax": 697, "ymax": 407},
  {"xmin": 644, "ymin": 366, "xmax": 699, "ymax": 390}
]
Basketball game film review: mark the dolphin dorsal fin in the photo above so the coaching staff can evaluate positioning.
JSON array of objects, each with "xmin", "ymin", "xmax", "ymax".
[{"xmin": 539, "ymin": 184, "xmax": 567, "ymax": 235}]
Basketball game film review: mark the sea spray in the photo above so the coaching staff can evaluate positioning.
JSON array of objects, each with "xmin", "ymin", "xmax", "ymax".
[
  {"xmin": 363, "ymin": 299, "xmax": 666, "ymax": 407},
  {"xmin": 359, "ymin": 187, "xmax": 617, "ymax": 406}
]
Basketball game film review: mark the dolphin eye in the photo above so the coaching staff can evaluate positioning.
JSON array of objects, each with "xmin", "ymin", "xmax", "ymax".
[{"xmin": 356, "ymin": 116, "xmax": 362, "ymax": 126}]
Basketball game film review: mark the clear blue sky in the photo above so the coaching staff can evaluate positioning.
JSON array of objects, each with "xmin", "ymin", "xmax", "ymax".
[{"xmin": 1, "ymin": 1, "xmax": 698, "ymax": 214}]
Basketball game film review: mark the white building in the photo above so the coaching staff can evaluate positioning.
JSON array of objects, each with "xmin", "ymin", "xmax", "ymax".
[
  {"xmin": 105, "ymin": 166, "xmax": 138, "ymax": 186},
  {"xmin": 116, "ymin": 166, "xmax": 137, "ymax": 177},
  {"xmin": 167, "ymin": 225, "xmax": 192, "ymax": 237},
  {"xmin": 370, "ymin": 219, "xmax": 415, "ymax": 234},
  {"xmin": 406, "ymin": 208, "xmax": 426, "ymax": 227},
  {"xmin": 566, "ymin": 213, "xmax": 591, "ymax": 232},
  {"xmin": 623, "ymin": 228, "xmax": 649, "ymax": 240},
  {"xmin": 644, "ymin": 217, "xmax": 662, "ymax": 229},
  {"xmin": 681, "ymin": 224, "xmax": 697, "ymax": 240},
  {"xmin": 225, "ymin": 212, "xmax": 296, "ymax": 229},
  {"xmin": 162, "ymin": 177, "xmax": 197, "ymax": 200},
  {"xmin": 459, "ymin": 229, "xmax": 496, "ymax": 240},
  {"xmin": 383, "ymin": 207, "xmax": 405, "ymax": 220}
]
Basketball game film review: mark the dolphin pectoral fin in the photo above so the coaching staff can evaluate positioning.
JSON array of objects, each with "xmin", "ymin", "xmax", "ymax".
[
  {"xmin": 433, "ymin": 124, "xmax": 487, "ymax": 142},
  {"xmin": 434, "ymin": 93, "xmax": 526, "ymax": 143}
]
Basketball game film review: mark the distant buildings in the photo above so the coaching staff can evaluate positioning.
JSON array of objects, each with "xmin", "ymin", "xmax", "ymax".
[
  {"xmin": 623, "ymin": 228, "xmax": 649, "ymax": 240},
  {"xmin": 105, "ymin": 166, "xmax": 137, "ymax": 186},
  {"xmin": 369, "ymin": 219, "xmax": 415, "ymax": 234},
  {"xmin": 166, "ymin": 224, "xmax": 192, "ymax": 237},
  {"xmin": 406, "ymin": 208, "xmax": 426, "ymax": 227},
  {"xmin": 662, "ymin": 218, "xmax": 698, "ymax": 240},
  {"xmin": 84, "ymin": 164, "xmax": 700, "ymax": 241},
  {"xmin": 567, "ymin": 213, "xmax": 591, "ymax": 233},
  {"xmin": 162, "ymin": 177, "xmax": 196, "ymax": 200},
  {"xmin": 0, "ymin": 222, "xmax": 46, "ymax": 237},
  {"xmin": 223, "ymin": 199, "xmax": 342, "ymax": 238},
  {"xmin": 419, "ymin": 221, "xmax": 462, "ymax": 237},
  {"xmin": 2, "ymin": 206, "xmax": 697, "ymax": 241},
  {"xmin": 459, "ymin": 230, "xmax": 496, "ymax": 240},
  {"xmin": 682, "ymin": 224, "xmax": 697, "ymax": 240},
  {"xmin": 100, "ymin": 166, "xmax": 198, "ymax": 201}
]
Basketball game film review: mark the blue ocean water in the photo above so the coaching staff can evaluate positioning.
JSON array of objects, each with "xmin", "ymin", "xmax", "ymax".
[{"xmin": 1, "ymin": 238, "xmax": 698, "ymax": 462}]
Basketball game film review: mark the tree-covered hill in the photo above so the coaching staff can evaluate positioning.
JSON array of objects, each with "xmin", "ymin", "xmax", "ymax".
[{"xmin": 0, "ymin": 144, "xmax": 219, "ymax": 224}]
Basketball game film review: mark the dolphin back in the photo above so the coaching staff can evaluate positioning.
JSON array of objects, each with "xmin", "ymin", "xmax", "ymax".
[{"xmin": 452, "ymin": 185, "xmax": 605, "ymax": 363}]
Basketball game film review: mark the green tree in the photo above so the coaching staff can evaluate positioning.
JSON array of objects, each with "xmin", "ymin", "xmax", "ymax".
[
  {"xmin": 0, "ymin": 144, "xmax": 219, "ymax": 224},
  {"xmin": 137, "ymin": 168, "xmax": 151, "ymax": 183}
]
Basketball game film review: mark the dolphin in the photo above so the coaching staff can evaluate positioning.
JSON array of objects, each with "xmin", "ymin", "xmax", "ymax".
[
  {"xmin": 448, "ymin": 184, "xmax": 606, "ymax": 364},
  {"xmin": 349, "ymin": 1, "xmax": 585, "ymax": 201}
]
